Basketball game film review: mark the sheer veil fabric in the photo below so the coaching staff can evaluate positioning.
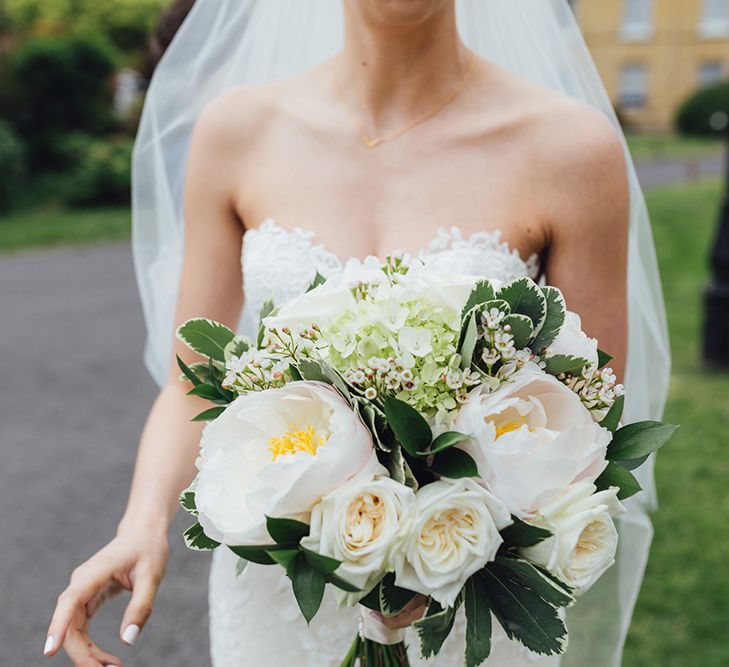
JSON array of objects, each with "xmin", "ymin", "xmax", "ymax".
[{"xmin": 131, "ymin": 2, "xmax": 671, "ymax": 665}]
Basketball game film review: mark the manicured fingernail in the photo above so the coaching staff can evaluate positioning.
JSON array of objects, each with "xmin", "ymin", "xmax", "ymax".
[
  {"xmin": 43, "ymin": 636, "xmax": 54, "ymax": 655},
  {"xmin": 122, "ymin": 623, "xmax": 140, "ymax": 645}
]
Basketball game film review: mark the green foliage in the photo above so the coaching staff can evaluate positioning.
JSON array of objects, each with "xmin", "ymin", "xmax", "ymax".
[
  {"xmin": 414, "ymin": 599, "xmax": 460, "ymax": 658},
  {"xmin": 676, "ymin": 81, "xmax": 729, "ymax": 138},
  {"xmin": 464, "ymin": 575, "xmax": 492, "ymax": 667},
  {"xmin": 176, "ymin": 318, "xmax": 237, "ymax": 362},
  {"xmin": 0, "ymin": 120, "xmax": 25, "ymax": 212},
  {"xmin": 428, "ymin": 448, "xmax": 479, "ymax": 479},
  {"xmin": 383, "ymin": 394, "xmax": 432, "ymax": 457},
  {"xmin": 594, "ymin": 460, "xmax": 642, "ymax": 500},
  {"xmin": 500, "ymin": 516, "xmax": 552, "ymax": 549},
  {"xmin": 183, "ymin": 522, "xmax": 221, "ymax": 551}
]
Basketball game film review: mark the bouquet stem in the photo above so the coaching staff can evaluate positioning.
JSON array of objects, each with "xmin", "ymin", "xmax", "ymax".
[{"xmin": 340, "ymin": 633, "xmax": 411, "ymax": 667}]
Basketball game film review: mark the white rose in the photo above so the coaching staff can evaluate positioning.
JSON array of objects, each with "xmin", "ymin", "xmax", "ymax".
[
  {"xmin": 393, "ymin": 478, "xmax": 511, "ymax": 607},
  {"xmin": 262, "ymin": 280, "xmax": 356, "ymax": 332},
  {"xmin": 521, "ymin": 481, "xmax": 625, "ymax": 595},
  {"xmin": 454, "ymin": 362, "xmax": 612, "ymax": 518},
  {"xmin": 195, "ymin": 381, "xmax": 375, "ymax": 546},
  {"xmin": 301, "ymin": 464, "xmax": 415, "ymax": 606},
  {"xmin": 548, "ymin": 311, "xmax": 599, "ymax": 367}
]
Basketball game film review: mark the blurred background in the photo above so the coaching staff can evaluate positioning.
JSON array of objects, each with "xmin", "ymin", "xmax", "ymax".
[{"xmin": 0, "ymin": 0, "xmax": 727, "ymax": 665}]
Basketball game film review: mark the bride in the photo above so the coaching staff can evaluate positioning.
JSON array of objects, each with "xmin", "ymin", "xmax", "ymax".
[{"xmin": 45, "ymin": 1, "xmax": 670, "ymax": 665}]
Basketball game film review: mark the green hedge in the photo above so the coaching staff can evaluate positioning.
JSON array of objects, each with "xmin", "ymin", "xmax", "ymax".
[
  {"xmin": 676, "ymin": 81, "xmax": 729, "ymax": 138},
  {"xmin": 0, "ymin": 120, "xmax": 25, "ymax": 212}
]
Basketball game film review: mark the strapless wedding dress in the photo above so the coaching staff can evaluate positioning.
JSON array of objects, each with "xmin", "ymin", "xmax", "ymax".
[{"xmin": 208, "ymin": 219, "xmax": 559, "ymax": 666}]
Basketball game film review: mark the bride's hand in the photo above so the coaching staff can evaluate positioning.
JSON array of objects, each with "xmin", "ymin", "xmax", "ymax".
[
  {"xmin": 44, "ymin": 524, "xmax": 168, "ymax": 666},
  {"xmin": 371, "ymin": 594, "xmax": 429, "ymax": 630}
]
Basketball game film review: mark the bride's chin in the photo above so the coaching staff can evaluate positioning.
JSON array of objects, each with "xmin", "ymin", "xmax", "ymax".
[{"xmin": 345, "ymin": 0, "xmax": 454, "ymax": 28}]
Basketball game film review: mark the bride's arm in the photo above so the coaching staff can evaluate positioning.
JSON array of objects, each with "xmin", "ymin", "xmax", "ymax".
[{"xmin": 45, "ymin": 97, "xmax": 246, "ymax": 666}]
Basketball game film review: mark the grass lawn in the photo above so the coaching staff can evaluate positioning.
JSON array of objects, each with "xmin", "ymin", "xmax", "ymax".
[
  {"xmin": 623, "ymin": 179, "xmax": 729, "ymax": 667},
  {"xmin": 0, "ymin": 206, "xmax": 131, "ymax": 253},
  {"xmin": 626, "ymin": 133, "xmax": 725, "ymax": 161}
]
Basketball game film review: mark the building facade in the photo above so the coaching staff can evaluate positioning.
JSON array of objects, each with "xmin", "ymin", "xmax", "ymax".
[{"xmin": 572, "ymin": 0, "xmax": 729, "ymax": 131}]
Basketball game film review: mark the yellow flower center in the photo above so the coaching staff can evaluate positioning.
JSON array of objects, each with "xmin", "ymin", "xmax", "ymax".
[
  {"xmin": 494, "ymin": 420, "xmax": 525, "ymax": 438},
  {"xmin": 268, "ymin": 424, "xmax": 324, "ymax": 461}
]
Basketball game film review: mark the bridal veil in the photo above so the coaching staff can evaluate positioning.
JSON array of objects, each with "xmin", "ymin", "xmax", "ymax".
[{"xmin": 131, "ymin": 2, "xmax": 671, "ymax": 665}]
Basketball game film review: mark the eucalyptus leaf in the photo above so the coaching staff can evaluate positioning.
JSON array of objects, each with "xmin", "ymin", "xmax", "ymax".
[
  {"xmin": 531, "ymin": 287, "xmax": 566, "ymax": 352},
  {"xmin": 607, "ymin": 421, "xmax": 677, "ymax": 461},
  {"xmin": 465, "ymin": 575, "xmax": 492, "ymax": 667},
  {"xmin": 383, "ymin": 395, "xmax": 432, "ymax": 457},
  {"xmin": 595, "ymin": 460, "xmax": 642, "ymax": 500},
  {"xmin": 183, "ymin": 522, "xmax": 220, "ymax": 551},
  {"xmin": 176, "ymin": 318, "xmax": 235, "ymax": 362}
]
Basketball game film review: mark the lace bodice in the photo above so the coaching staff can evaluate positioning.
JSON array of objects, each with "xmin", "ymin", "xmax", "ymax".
[
  {"xmin": 208, "ymin": 220, "xmax": 554, "ymax": 667},
  {"xmin": 240, "ymin": 218, "xmax": 540, "ymax": 328}
]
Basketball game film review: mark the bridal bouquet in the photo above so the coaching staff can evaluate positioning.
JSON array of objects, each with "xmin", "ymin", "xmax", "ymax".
[{"xmin": 176, "ymin": 255, "xmax": 675, "ymax": 666}]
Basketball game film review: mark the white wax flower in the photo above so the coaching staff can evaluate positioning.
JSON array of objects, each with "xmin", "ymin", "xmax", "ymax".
[
  {"xmin": 393, "ymin": 478, "xmax": 511, "ymax": 608},
  {"xmin": 548, "ymin": 311, "xmax": 599, "ymax": 366},
  {"xmin": 301, "ymin": 462, "xmax": 415, "ymax": 606},
  {"xmin": 521, "ymin": 481, "xmax": 625, "ymax": 595},
  {"xmin": 454, "ymin": 362, "xmax": 612, "ymax": 518},
  {"xmin": 194, "ymin": 381, "xmax": 375, "ymax": 546}
]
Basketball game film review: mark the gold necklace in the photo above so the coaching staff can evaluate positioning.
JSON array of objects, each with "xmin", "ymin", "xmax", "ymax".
[{"xmin": 332, "ymin": 50, "xmax": 476, "ymax": 149}]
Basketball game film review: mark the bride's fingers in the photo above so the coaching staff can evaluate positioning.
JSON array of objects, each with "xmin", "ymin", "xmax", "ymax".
[
  {"xmin": 65, "ymin": 624, "xmax": 123, "ymax": 667},
  {"xmin": 119, "ymin": 567, "xmax": 161, "ymax": 646}
]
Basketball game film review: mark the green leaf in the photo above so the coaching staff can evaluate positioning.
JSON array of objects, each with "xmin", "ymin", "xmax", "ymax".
[
  {"xmin": 228, "ymin": 544, "xmax": 277, "ymax": 566},
  {"xmin": 462, "ymin": 280, "xmax": 497, "ymax": 321},
  {"xmin": 498, "ymin": 278, "xmax": 547, "ymax": 332},
  {"xmin": 501, "ymin": 516, "xmax": 552, "ymax": 549},
  {"xmin": 465, "ymin": 575, "xmax": 492, "ymax": 667},
  {"xmin": 358, "ymin": 582, "xmax": 383, "ymax": 611},
  {"xmin": 413, "ymin": 599, "xmax": 459, "ymax": 658},
  {"xmin": 459, "ymin": 309, "xmax": 479, "ymax": 371},
  {"xmin": 187, "ymin": 383, "xmax": 226, "ymax": 402},
  {"xmin": 297, "ymin": 359, "xmax": 352, "ymax": 403},
  {"xmin": 503, "ymin": 313, "xmax": 534, "ymax": 350},
  {"xmin": 617, "ymin": 454, "xmax": 651, "ymax": 471},
  {"xmin": 595, "ymin": 460, "xmax": 642, "ymax": 500},
  {"xmin": 191, "ymin": 406, "xmax": 226, "ymax": 422},
  {"xmin": 495, "ymin": 556, "xmax": 574, "ymax": 608},
  {"xmin": 543, "ymin": 354, "xmax": 589, "ymax": 376},
  {"xmin": 306, "ymin": 271, "xmax": 327, "ymax": 292},
  {"xmin": 176, "ymin": 318, "xmax": 236, "ymax": 362},
  {"xmin": 379, "ymin": 572, "xmax": 418, "ymax": 617},
  {"xmin": 599, "ymin": 395, "xmax": 625, "ymax": 433},
  {"xmin": 223, "ymin": 335, "xmax": 252, "ymax": 361},
  {"xmin": 176, "ymin": 354, "xmax": 202, "ymax": 386},
  {"xmin": 301, "ymin": 547, "xmax": 341, "ymax": 576},
  {"xmin": 292, "ymin": 559, "xmax": 326, "ymax": 624},
  {"xmin": 383, "ymin": 395, "xmax": 432, "ymax": 457},
  {"xmin": 358, "ymin": 402, "xmax": 392, "ymax": 453},
  {"xmin": 326, "ymin": 571, "xmax": 361, "ymax": 593},
  {"xmin": 607, "ymin": 421, "xmax": 678, "ymax": 461},
  {"xmin": 481, "ymin": 565, "xmax": 567, "ymax": 656},
  {"xmin": 269, "ymin": 548, "xmax": 301, "ymax": 578},
  {"xmin": 597, "ymin": 348, "xmax": 613, "ymax": 368},
  {"xmin": 257, "ymin": 299, "xmax": 276, "ymax": 347},
  {"xmin": 183, "ymin": 523, "xmax": 220, "ymax": 551},
  {"xmin": 429, "ymin": 448, "xmax": 479, "ymax": 479},
  {"xmin": 179, "ymin": 489, "xmax": 198, "ymax": 516},
  {"xmin": 265, "ymin": 516, "xmax": 310, "ymax": 545},
  {"xmin": 428, "ymin": 431, "xmax": 472, "ymax": 455},
  {"xmin": 531, "ymin": 287, "xmax": 566, "ymax": 352}
]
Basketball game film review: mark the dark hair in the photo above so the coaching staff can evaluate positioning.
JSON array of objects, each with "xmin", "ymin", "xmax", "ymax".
[{"xmin": 145, "ymin": 0, "xmax": 196, "ymax": 77}]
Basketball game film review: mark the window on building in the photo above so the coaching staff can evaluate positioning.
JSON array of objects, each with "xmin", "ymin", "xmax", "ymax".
[
  {"xmin": 698, "ymin": 61, "xmax": 726, "ymax": 87},
  {"xmin": 619, "ymin": 64, "xmax": 649, "ymax": 109},
  {"xmin": 698, "ymin": 0, "xmax": 729, "ymax": 38},
  {"xmin": 620, "ymin": 0, "xmax": 654, "ymax": 41}
]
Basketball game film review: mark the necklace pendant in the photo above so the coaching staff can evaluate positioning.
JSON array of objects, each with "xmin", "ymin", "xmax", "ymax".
[{"xmin": 361, "ymin": 135, "xmax": 381, "ymax": 149}]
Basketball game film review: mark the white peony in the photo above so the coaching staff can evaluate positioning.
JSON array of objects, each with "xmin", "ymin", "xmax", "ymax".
[
  {"xmin": 521, "ymin": 481, "xmax": 625, "ymax": 595},
  {"xmin": 548, "ymin": 311, "xmax": 599, "ymax": 367},
  {"xmin": 393, "ymin": 478, "xmax": 511, "ymax": 607},
  {"xmin": 454, "ymin": 362, "xmax": 612, "ymax": 518},
  {"xmin": 301, "ymin": 462, "xmax": 415, "ymax": 606},
  {"xmin": 194, "ymin": 381, "xmax": 375, "ymax": 546}
]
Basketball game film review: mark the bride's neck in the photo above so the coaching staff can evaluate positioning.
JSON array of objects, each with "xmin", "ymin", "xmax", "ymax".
[{"xmin": 337, "ymin": 4, "xmax": 468, "ymax": 130}]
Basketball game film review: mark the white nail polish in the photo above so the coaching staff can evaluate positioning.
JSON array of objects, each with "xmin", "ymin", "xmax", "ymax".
[
  {"xmin": 122, "ymin": 623, "xmax": 140, "ymax": 645},
  {"xmin": 43, "ymin": 636, "xmax": 54, "ymax": 655}
]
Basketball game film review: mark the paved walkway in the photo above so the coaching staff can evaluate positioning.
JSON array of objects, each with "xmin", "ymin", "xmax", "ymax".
[
  {"xmin": 635, "ymin": 152, "xmax": 725, "ymax": 190},
  {"xmin": 0, "ymin": 244, "xmax": 211, "ymax": 666}
]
